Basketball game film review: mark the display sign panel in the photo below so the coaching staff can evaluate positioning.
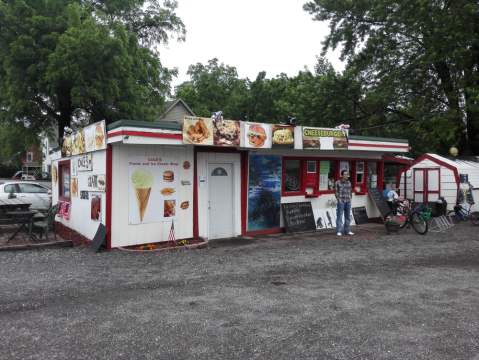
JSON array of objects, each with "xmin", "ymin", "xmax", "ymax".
[{"xmin": 302, "ymin": 127, "xmax": 348, "ymax": 150}]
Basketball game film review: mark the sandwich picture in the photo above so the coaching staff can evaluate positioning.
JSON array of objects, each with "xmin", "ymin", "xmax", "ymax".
[
  {"xmin": 272, "ymin": 125, "xmax": 294, "ymax": 147},
  {"xmin": 95, "ymin": 124, "xmax": 105, "ymax": 149},
  {"xmin": 247, "ymin": 124, "xmax": 267, "ymax": 148},
  {"xmin": 180, "ymin": 201, "xmax": 189, "ymax": 210},
  {"xmin": 333, "ymin": 136, "xmax": 348, "ymax": 149},
  {"xmin": 163, "ymin": 170, "xmax": 174, "ymax": 182}
]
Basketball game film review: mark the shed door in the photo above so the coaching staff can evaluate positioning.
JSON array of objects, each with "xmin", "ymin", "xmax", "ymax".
[
  {"xmin": 426, "ymin": 169, "xmax": 440, "ymax": 202},
  {"xmin": 414, "ymin": 169, "xmax": 425, "ymax": 203},
  {"xmin": 414, "ymin": 168, "xmax": 440, "ymax": 203}
]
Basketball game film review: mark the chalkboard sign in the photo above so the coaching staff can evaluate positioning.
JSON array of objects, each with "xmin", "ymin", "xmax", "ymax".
[
  {"xmin": 91, "ymin": 223, "xmax": 107, "ymax": 252},
  {"xmin": 352, "ymin": 206, "xmax": 369, "ymax": 224},
  {"xmin": 368, "ymin": 188, "xmax": 391, "ymax": 218},
  {"xmin": 281, "ymin": 202, "xmax": 316, "ymax": 233}
]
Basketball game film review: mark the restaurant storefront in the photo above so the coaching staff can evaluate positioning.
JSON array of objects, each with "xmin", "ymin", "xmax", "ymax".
[{"xmin": 51, "ymin": 117, "xmax": 409, "ymax": 249}]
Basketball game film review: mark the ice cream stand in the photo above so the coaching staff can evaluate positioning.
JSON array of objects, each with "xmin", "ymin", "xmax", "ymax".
[{"xmin": 50, "ymin": 117, "xmax": 410, "ymax": 249}]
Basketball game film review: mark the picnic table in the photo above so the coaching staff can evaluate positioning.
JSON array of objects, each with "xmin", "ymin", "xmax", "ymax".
[{"xmin": 0, "ymin": 199, "xmax": 38, "ymax": 242}]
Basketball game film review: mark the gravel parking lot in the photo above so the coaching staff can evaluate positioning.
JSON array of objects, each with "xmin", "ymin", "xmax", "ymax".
[{"xmin": 1, "ymin": 224, "xmax": 479, "ymax": 359}]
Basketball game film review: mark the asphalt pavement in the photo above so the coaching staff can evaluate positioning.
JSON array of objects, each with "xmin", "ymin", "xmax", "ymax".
[{"xmin": 1, "ymin": 224, "xmax": 478, "ymax": 359}]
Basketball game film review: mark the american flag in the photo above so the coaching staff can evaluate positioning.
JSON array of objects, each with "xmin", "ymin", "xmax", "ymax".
[{"xmin": 168, "ymin": 220, "xmax": 176, "ymax": 245}]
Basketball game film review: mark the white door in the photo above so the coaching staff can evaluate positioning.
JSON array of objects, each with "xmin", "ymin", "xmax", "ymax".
[
  {"xmin": 208, "ymin": 163, "xmax": 234, "ymax": 239},
  {"xmin": 414, "ymin": 169, "xmax": 424, "ymax": 203},
  {"xmin": 426, "ymin": 169, "xmax": 440, "ymax": 202}
]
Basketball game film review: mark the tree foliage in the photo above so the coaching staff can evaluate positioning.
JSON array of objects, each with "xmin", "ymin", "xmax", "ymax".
[
  {"xmin": 0, "ymin": 0, "xmax": 185, "ymax": 140},
  {"xmin": 304, "ymin": 0, "xmax": 479, "ymax": 155}
]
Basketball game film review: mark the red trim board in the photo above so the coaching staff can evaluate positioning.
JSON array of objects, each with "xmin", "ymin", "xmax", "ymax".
[
  {"xmin": 108, "ymin": 130, "xmax": 182, "ymax": 140},
  {"xmin": 105, "ymin": 144, "xmax": 113, "ymax": 250}
]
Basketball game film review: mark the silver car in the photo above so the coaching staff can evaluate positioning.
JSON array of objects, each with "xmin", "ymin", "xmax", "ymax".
[{"xmin": 0, "ymin": 181, "xmax": 52, "ymax": 210}]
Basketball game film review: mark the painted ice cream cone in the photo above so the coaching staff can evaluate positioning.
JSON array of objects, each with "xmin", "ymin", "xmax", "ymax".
[
  {"xmin": 135, "ymin": 188, "xmax": 151, "ymax": 221},
  {"xmin": 131, "ymin": 169, "xmax": 154, "ymax": 222}
]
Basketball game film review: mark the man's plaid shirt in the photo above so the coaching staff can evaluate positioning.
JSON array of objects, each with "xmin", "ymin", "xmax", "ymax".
[{"xmin": 335, "ymin": 179, "xmax": 352, "ymax": 203}]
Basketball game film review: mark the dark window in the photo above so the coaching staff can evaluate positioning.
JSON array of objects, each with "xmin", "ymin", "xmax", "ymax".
[
  {"xmin": 319, "ymin": 160, "xmax": 337, "ymax": 191},
  {"xmin": 284, "ymin": 159, "xmax": 301, "ymax": 192},
  {"xmin": 4, "ymin": 184, "xmax": 18, "ymax": 193},
  {"xmin": 356, "ymin": 161, "xmax": 365, "ymax": 184},
  {"xmin": 18, "ymin": 183, "xmax": 48, "ymax": 194},
  {"xmin": 367, "ymin": 161, "xmax": 378, "ymax": 189},
  {"xmin": 211, "ymin": 167, "xmax": 228, "ymax": 176},
  {"xmin": 59, "ymin": 161, "xmax": 71, "ymax": 200},
  {"xmin": 307, "ymin": 160, "xmax": 316, "ymax": 173}
]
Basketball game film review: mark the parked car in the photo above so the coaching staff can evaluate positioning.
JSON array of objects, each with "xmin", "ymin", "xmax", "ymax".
[{"xmin": 0, "ymin": 181, "xmax": 52, "ymax": 210}]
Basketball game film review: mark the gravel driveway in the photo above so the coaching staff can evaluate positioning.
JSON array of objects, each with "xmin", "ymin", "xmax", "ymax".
[{"xmin": 1, "ymin": 224, "xmax": 478, "ymax": 359}]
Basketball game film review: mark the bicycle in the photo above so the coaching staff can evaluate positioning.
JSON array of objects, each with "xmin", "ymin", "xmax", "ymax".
[
  {"xmin": 385, "ymin": 199, "xmax": 429, "ymax": 235},
  {"xmin": 446, "ymin": 203, "xmax": 479, "ymax": 225}
]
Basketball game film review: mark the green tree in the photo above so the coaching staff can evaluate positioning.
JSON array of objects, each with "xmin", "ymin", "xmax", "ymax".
[
  {"xmin": 0, "ymin": 0, "xmax": 184, "ymax": 139},
  {"xmin": 304, "ymin": 0, "xmax": 479, "ymax": 155},
  {"xmin": 0, "ymin": 121, "xmax": 39, "ymax": 166},
  {"xmin": 175, "ymin": 58, "xmax": 249, "ymax": 119}
]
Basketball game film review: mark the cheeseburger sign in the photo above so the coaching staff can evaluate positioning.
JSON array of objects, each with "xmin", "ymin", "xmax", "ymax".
[{"xmin": 302, "ymin": 127, "xmax": 348, "ymax": 150}]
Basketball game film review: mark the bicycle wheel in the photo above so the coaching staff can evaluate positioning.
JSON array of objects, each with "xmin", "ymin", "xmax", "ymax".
[
  {"xmin": 411, "ymin": 212, "xmax": 428, "ymax": 234},
  {"xmin": 447, "ymin": 210, "xmax": 460, "ymax": 224},
  {"xmin": 470, "ymin": 212, "xmax": 479, "ymax": 226}
]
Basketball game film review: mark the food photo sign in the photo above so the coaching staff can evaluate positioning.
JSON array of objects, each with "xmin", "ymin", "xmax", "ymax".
[
  {"xmin": 128, "ymin": 156, "xmax": 180, "ymax": 225},
  {"xmin": 272, "ymin": 125, "xmax": 295, "ymax": 148},
  {"xmin": 302, "ymin": 127, "xmax": 348, "ymax": 150},
  {"xmin": 243, "ymin": 122, "xmax": 272, "ymax": 149},
  {"xmin": 61, "ymin": 120, "xmax": 107, "ymax": 157},
  {"xmin": 183, "ymin": 116, "xmax": 241, "ymax": 147}
]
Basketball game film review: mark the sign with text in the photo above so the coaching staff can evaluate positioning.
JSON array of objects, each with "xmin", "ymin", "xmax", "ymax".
[
  {"xmin": 302, "ymin": 127, "xmax": 348, "ymax": 150},
  {"xmin": 368, "ymin": 188, "xmax": 391, "ymax": 218},
  {"xmin": 281, "ymin": 202, "xmax": 316, "ymax": 233},
  {"xmin": 87, "ymin": 174, "xmax": 106, "ymax": 192},
  {"xmin": 76, "ymin": 153, "xmax": 93, "ymax": 171}
]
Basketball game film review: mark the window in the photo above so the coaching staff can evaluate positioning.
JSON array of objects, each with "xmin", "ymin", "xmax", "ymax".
[
  {"xmin": 211, "ymin": 167, "xmax": 228, "ymax": 176},
  {"xmin": 319, "ymin": 160, "xmax": 337, "ymax": 191},
  {"xmin": 26, "ymin": 152, "xmax": 33, "ymax": 162},
  {"xmin": 58, "ymin": 161, "xmax": 71, "ymax": 200},
  {"xmin": 283, "ymin": 159, "xmax": 302, "ymax": 193},
  {"xmin": 18, "ymin": 183, "xmax": 48, "ymax": 194},
  {"xmin": 367, "ymin": 161, "xmax": 378, "ymax": 189},
  {"xmin": 355, "ymin": 161, "xmax": 365, "ymax": 184},
  {"xmin": 307, "ymin": 161, "xmax": 317, "ymax": 173},
  {"xmin": 4, "ymin": 184, "xmax": 18, "ymax": 193}
]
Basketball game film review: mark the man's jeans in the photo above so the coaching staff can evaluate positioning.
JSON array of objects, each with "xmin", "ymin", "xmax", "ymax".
[{"xmin": 336, "ymin": 201, "xmax": 351, "ymax": 234}]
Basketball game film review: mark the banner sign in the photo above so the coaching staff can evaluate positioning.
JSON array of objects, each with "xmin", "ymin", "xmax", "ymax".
[
  {"xmin": 243, "ymin": 122, "xmax": 272, "ymax": 149},
  {"xmin": 272, "ymin": 125, "xmax": 295, "ymax": 148},
  {"xmin": 302, "ymin": 127, "xmax": 348, "ymax": 150},
  {"xmin": 76, "ymin": 153, "xmax": 93, "ymax": 172},
  {"xmin": 183, "ymin": 117, "xmax": 214, "ymax": 145},
  {"xmin": 62, "ymin": 120, "xmax": 106, "ymax": 157}
]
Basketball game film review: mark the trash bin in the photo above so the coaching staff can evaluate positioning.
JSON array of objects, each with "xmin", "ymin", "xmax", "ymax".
[{"xmin": 432, "ymin": 198, "xmax": 447, "ymax": 217}]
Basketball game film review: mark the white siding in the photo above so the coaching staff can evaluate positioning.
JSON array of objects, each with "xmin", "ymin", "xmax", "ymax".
[
  {"xmin": 111, "ymin": 144, "xmax": 194, "ymax": 247},
  {"xmin": 52, "ymin": 150, "xmax": 107, "ymax": 240}
]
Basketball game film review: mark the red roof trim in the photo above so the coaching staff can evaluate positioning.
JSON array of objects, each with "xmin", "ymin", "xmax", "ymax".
[
  {"xmin": 398, "ymin": 154, "xmax": 460, "ymax": 186},
  {"xmin": 348, "ymin": 142, "xmax": 409, "ymax": 149},
  {"xmin": 108, "ymin": 130, "xmax": 183, "ymax": 140}
]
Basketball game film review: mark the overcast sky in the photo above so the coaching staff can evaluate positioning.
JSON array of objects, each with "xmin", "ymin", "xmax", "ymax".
[{"xmin": 159, "ymin": 0, "xmax": 344, "ymax": 88}]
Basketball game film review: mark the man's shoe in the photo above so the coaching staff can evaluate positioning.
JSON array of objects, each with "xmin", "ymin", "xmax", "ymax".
[
  {"xmin": 336, "ymin": 232, "xmax": 342, "ymax": 236},
  {"xmin": 347, "ymin": 232, "xmax": 355, "ymax": 236}
]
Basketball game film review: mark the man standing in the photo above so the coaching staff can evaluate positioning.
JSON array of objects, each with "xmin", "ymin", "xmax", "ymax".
[{"xmin": 335, "ymin": 170, "xmax": 354, "ymax": 236}]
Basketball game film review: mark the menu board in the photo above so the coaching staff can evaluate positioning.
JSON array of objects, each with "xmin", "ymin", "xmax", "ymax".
[
  {"xmin": 302, "ymin": 127, "xmax": 348, "ymax": 150},
  {"xmin": 128, "ymin": 156, "xmax": 180, "ymax": 224},
  {"xmin": 272, "ymin": 125, "xmax": 294, "ymax": 148},
  {"xmin": 61, "ymin": 120, "xmax": 106, "ymax": 157},
  {"xmin": 368, "ymin": 188, "xmax": 391, "ymax": 218},
  {"xmin": 352, "ymin": 206, "xmax": 369, "ymax": 224},
  {"xmin": 183, "ymin": 117, "xmax": 214, "ymax": 145},
  {"xmin": 281, "ymin": 202, "xmax": 316, "ymax": 233},
  {"xmin": 243, "ymin": 122, "xmax": 272, "ymax": 149}
]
